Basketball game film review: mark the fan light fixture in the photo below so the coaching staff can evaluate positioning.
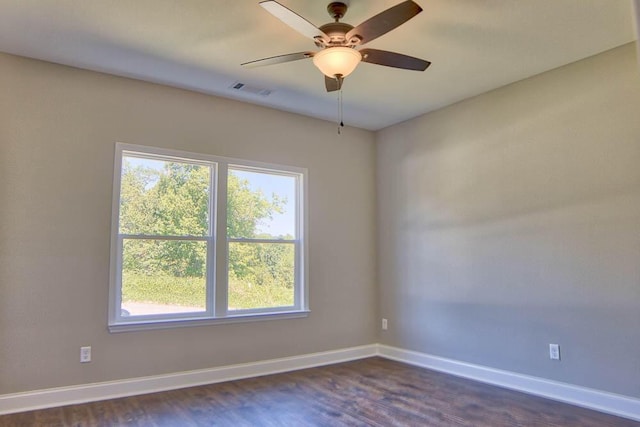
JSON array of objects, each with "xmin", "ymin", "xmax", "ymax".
[
  {"xmin": 243, "ymin": 1, "xmax": 430, "ymax": 93},
  {"xmin": 312, "ymin": 47, "xmax": 362, "ymax": 78},
  {"xmin": 245, "ymin": 0, "xmax": 430, "ymax": 132}
]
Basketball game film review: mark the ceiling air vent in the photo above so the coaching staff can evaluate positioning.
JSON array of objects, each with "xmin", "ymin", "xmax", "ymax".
[{"xmin": 230, "ymin": 82, "xmax": 272, "ymax": 97}]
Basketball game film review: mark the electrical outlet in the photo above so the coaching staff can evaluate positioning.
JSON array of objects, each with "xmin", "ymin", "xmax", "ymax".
[
  {"xmin": 549, "ymin": 343, "xmax": 560, "ymax": 360},
  {"xmin": 80, "ymin": 346, "xmax": 92, "ymax": 363},
  {"xmin": 382, "ymin": 318, "xmax": 388, "ymax": 330}
]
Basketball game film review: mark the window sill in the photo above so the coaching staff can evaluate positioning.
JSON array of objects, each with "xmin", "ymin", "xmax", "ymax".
[{"xmin": 108, "ymin": 310, "xmax": 310, "ymax": 333}]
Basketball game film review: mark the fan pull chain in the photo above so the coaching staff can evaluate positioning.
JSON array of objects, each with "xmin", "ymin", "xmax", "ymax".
[{"xmin": 338, "ymin": 89, "xmax": 344, "ymax": 135}]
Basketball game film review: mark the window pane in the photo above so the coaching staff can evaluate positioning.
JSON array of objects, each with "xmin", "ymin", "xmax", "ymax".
[
  {"xmin": 228, "ymin": 242, "xmax": 295, "ymax": 310},
  {"xmin": 227, "ymin": 169, "xmax": 296, "ymax": 239},
  {"xmin": 120, "ymin": 156, "xmax": 210, "ymax": 236},
  {"xmin": 121, "ymin": 239, "xmax": 207, "ymax": 316}
]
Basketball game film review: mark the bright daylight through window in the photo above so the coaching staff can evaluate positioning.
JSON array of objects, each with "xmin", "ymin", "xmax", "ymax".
[{"xmin": 109, "ymin": 144, "xmax": 307, "ymax": 331}]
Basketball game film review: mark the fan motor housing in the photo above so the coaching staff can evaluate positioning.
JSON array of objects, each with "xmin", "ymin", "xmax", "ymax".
[
  {"xmin": 244, "ymin": 0, "xmax": 430, "ymax": 90},
  {"xmin": 318, "ymin": 22, "xmax": 354, "ymax": 45}
]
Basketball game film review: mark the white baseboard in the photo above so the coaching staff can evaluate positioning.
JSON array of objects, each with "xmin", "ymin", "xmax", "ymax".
[
  {"xmin": 377, "ymin": 344, "xmax": 640, "ymax": 422},
  {"xmin": 0, "ymin": 344, "xmax": 377, "ymax": 415},
  {"xmin": 2, "ymin": 343, "xmax": 639, "ymax": 422}
]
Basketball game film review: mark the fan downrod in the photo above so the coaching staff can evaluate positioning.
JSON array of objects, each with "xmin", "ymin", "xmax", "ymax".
[{"xmin": 327, "ymin": 2, "xmax": 348, "ymax": 21}]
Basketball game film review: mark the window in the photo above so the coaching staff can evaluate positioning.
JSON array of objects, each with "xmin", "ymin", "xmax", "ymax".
[{"xmin": 109, "ymin": 143, "xmax": 307, "ymax": 331}]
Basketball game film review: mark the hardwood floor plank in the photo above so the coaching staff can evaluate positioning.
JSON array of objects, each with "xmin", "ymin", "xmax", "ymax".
[{"xmin": 1, "ymin": 357, "xmax": 637, "ymax": 426}]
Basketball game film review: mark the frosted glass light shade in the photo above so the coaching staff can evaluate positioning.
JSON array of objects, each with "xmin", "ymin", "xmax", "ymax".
[{"xmin": 312, "ymin": 47, "xmax": 362, "ymax": 78}]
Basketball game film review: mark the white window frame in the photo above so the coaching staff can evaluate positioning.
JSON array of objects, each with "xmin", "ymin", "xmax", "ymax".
[{"xmin": 108, "ymin": 143, "xmax": 309, "ymax": 332}]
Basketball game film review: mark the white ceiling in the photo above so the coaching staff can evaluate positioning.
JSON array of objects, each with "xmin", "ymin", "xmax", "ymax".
[{"xmin": 0, "ymin": 0, "xmax": 637, "ymax": 130}]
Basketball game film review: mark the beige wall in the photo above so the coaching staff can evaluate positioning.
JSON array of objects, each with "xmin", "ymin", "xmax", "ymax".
[
  {"xmin": 0, "ymin": 53, "xmax": 377, "ymax": 394},
  {"xmin": 377, "ymin": 43, "xmax": 640, "ymax": 398},
  {"xmin": 3, "ymin": 41, "xmax": 640, "ymax": 401}
]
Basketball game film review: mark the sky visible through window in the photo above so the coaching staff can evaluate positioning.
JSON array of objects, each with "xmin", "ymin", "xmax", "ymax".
[
  {"xmin": 125, "ymin": 156, "xmax": 164, "ymax": 190},
  {"xmin": 125, "ymin": 156, "xmax": 295, "ymax": 238},
  {"xmin": 231, "ymin": 169, "xmax": 296, "ymax": 238}
]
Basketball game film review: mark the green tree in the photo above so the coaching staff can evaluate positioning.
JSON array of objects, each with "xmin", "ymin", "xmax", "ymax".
[
  {"xmin": 119, "ymin": 159, "xmax": 291, "ymax": 288},
  {"xmin": 226, "ymin": 172, "xmax": 284, "ymax": 238},
  {"xmin": 120, "ymin": 160, "xmax": 209, "ymax": 277}
]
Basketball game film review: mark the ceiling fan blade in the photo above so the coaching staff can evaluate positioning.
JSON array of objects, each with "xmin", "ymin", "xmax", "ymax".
[
  {"xmin": 260, "ymin": 0, "xmax": 329, "ymax": 43},
  {"xmin": 345, "ymin": 0, "xmax": 422, "ymax": 45},
  {"xmin": 242, "ymin": 51, "xmax": 314, "ymax": 68},
  {"xmin": 324, "ymin": 75, "xmax": 343, "ymax": 92},
  {"xmin": 360, "ymin": 48, "xmax": 430, "ymax": 71}
]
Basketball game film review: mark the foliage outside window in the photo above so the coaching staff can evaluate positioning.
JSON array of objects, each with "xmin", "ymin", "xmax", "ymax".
[{"xmin": 109, "ymin": 144, "xmax": 307, "ymax": 331}]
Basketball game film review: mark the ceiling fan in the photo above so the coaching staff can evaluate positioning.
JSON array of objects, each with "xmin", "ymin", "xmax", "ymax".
[{"xmin": 242, "ymin": 0, "xmax": 431, "ymax": 92}]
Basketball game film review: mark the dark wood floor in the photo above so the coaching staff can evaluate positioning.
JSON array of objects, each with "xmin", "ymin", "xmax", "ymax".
[{"xmin": 1, "ymin": 357, "xmax": 638, "ymax": 426}]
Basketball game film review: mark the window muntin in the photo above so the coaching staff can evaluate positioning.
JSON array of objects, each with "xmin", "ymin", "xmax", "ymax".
[{"xmin": 109, "ymin": 144, "xmax": 307, "ymax": 331}]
